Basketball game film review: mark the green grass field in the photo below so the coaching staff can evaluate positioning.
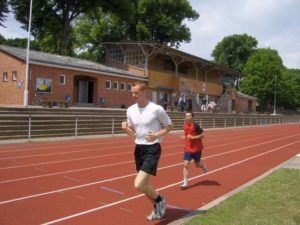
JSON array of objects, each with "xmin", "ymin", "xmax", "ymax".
[{"xmin": 185, "ymin": 168, "xmax": 300, "ymax": 225}]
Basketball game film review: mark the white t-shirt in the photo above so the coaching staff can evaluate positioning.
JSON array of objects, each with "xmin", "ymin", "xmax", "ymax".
[{"xmin": 127, "ymin": 101, "xmax": 172, "ymax": 145}]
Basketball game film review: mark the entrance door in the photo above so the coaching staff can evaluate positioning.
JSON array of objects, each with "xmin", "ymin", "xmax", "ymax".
[{"xmin": 78, "ymin": 80, "xmax": 88, "ymax": 103}]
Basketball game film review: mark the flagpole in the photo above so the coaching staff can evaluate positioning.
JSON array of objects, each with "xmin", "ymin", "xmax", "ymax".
[{"xmin": 24, "ymin": 0, "xmax": 33, "ymax": 107}]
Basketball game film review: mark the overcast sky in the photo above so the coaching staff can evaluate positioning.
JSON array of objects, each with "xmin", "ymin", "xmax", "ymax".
[{"xmin": 1, "ymin": 0, "xmax": 299, "ymax": 69}]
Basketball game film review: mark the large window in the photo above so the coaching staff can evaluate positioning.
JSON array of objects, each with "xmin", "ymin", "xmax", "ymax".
[
  {"xmin": 126, "ymin": 50, "xmax": 145, "ymax": 67},
  {"xmin": 110, "ymin": 49, "xmax": 124, "ymax": 62}
]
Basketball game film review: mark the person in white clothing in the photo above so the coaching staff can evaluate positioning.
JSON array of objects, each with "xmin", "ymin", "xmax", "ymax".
[{"xmin": 121, "ymin": 81, "xmax": 173, "ymax": 221}]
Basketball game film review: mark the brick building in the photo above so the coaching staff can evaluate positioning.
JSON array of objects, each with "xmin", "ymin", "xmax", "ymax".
[
  {"xmin": 0, "ymin": 45, "xmax": 146, "ymax": 108},
  {"xmin": 0, "ymin": 43, "xmax": 256, "ymax": 113}
]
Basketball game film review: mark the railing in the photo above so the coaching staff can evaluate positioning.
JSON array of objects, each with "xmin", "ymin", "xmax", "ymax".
[{"xmin": 0, "ymin": 113, "xmax": 299, "ymax": 142}]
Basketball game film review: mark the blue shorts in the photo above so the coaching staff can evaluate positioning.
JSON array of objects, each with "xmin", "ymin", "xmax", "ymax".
[{"xmin": 183, "ymin": 151, "xmax": 202, "ymax": 162}]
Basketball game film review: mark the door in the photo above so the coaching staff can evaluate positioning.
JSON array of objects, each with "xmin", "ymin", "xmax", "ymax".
[{"xmin": 78, "ymin": 80, "xmax": 88, "ymax": 103}]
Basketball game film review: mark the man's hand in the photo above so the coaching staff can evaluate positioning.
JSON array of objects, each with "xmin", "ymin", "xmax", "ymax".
[
  {"xmin": 145, "ymin": 131, "xmax": 157, "ymax": 142},
  {"xmin": 187, "ymin": 134, "xmax": 193, "ymax": 140},
  {"xmin": 121, "ymin": 121, "xmax": 128, "ymax": 130}
]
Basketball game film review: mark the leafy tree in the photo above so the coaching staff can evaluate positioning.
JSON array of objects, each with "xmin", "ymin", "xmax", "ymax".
[
  {"xmin": 0, "ymin": 34, "xmax": 5, "ymax": 44},
  {"xmin": 0, "ymin": 0, "xmax": 9, "ymax": 27},
  {"xmin": 135, "ymin": 0, "xmax": 199, "ymax": 47},
  {"xmin": 212, "ymin": 34, "xmax": 258, "ymax": 72},
  {"xmin": 2, "ymin": 37, "xmax": 40, "ymax": 50},
  {"xmin": 9, "ymin": 0, "xmax": 134, "ymax": 56},
  {"xmin": 73, "ymin": 0, "xmax": 199, "ymax": 61},
  {"xmin": 281, "ymin": 69, "xmax": 300, "ymax": 109},
  {"xmin": 73, "ymin": 8, "xmax": 129, "ymax": 62},
  {"xmin": 239, "ymin": 48, "xmax": 285, "ymax": 112}
]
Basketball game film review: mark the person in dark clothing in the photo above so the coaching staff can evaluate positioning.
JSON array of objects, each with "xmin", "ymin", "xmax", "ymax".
[{"xmin": 187, "ymin": 97, "xmax": 192, "ymax": 112}]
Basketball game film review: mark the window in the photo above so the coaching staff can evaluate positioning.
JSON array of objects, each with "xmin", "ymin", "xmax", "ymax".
[
  {"xmin": 59, "ymin": 74, "xmax": 66, "ymax": 85},
  {"xmin": 105, "ymin": 80, "xmax": 111, "ymax": 89},
  {"xmin": 3, "ymin": 72, "xmax": 8, "ymax": 82},
  {"xmin": 127, "ymin": 83, "xmax": 132, "ymax": 91},
  {"xmin": 12, "ymin": 71, "xmax": 17, "ymax": 81},
  {"xmin": 113, "ymin": 81, "xmax": 119, "ymax": 90},
  {"xmin": 120, "ymin": 82, "xmax": 126, "ymax": 91},
  {"xmin": 126, "ymin": 50, "xmax": 145, "ymax": 67},
  {"xmin": 110, "ymin": 49, "xmax": 124, "ymax": 62}
]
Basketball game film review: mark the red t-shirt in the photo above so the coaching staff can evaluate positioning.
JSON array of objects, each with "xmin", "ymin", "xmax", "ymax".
[{"xmin": 183, "ymin": 123, "xmax": 203, "ymax": 153}]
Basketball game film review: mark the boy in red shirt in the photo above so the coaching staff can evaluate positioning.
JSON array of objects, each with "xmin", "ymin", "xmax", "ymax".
[{"xmin": 180, "ymin": 112, "xmax": 208, "ymax": 189}]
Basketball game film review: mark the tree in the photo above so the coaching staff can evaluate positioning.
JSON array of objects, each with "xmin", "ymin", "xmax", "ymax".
[
  {"xmin": 281, "ymin": 69, "xmax": 300, "ymax": 109},
  {"xmin": 0, "ymin": 0, "xmax": 9, "ymax": 27},
  {"xmin": 73, "ymin": 0, "xmax": 199, "ymax": 61},
  {"xmin": 239, "ymin": 48, "xmax": 285, "ymax": 112},
  {"xmin": 73, "ymin": 8, "xmax": 130, "ymax": 62},
  {"xmin": 135, "ymin": 0, "xmax": 199, "ymax": 47},
  {"xmin": 212, "ymin": 34, "xmax": 258, "ymax": 72},
  {"xmin": 9, "ymin": 0, "xmax": 135, "ymax": 56}
]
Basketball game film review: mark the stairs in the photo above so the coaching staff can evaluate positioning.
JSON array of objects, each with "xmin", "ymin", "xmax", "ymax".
[{"xmin": 0, "ymin": 106, "xmax": 185, "ymax": 141}]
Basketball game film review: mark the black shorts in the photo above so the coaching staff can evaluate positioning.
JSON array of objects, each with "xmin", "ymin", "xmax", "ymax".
[{"xmin": 134, "ymin": 143, "xmax": 161, "ymax": 176}]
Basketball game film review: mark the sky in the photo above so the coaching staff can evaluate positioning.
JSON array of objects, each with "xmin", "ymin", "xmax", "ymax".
[{"xmin": 1, "ymin": 0, "xmax": 300, "ymax": 69}]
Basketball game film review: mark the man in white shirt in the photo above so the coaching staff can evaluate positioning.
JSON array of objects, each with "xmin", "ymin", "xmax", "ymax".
[{"xmin": 121, "ymin": 81, "xmax": 173, "ymax": 221}]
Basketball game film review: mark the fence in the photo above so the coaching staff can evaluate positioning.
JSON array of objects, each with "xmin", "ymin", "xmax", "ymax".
[{"xmin": 0, "ymin": 112, "xmax": 299, "ymax": 142}]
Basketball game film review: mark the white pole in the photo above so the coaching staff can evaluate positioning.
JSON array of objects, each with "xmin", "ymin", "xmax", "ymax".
[
  {"xmin": 273, "ymin": 74, "xmax": 277, "ymax": 115},
  {"xmin": 24, "ymin": 0, "xmax": 33, "ymax": 107}
]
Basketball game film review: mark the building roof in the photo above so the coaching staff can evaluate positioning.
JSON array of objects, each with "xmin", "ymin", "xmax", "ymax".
[
  {"xmin": 102, "ymin": 41, "xmax": 244, "ymax": 77},
  {"xmin": 237, "ymin": 91, "xmax": 257, "ymax": 100},
  {"xmin": 0, "ymin": 45, "xmax": 146, "ymax": 80}
]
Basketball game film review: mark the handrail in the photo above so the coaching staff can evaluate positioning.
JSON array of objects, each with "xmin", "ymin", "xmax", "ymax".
[{"xmin": 0, "ymin": 113, "xmax": 299, "ymax": 143}]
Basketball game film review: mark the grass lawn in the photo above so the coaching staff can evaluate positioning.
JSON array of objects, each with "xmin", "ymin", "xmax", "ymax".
[{"xmin": 185, "ymin": 168, "xmax": 300, "ymax": 225}]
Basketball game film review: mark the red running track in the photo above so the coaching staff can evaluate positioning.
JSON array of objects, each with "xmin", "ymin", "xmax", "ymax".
[{"xmin": 0, "ymin": 124, "xmax": 299, "ymax": 225}]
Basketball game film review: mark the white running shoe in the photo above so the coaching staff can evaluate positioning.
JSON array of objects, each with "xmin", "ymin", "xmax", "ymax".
[
  {"xmin": 203, "ymin": 164, "xmax": 208, "ymax": 173},
  {"xmin": 179, "ymin": 181, "xmax": 189, "ymax": 189},
  {"xmin": 147, "ymin": 196, "xmax": 166, "ymax": 220},
  {"xmin": 147, "ymin": 209, "xmax": 160, "ymax": 221}
]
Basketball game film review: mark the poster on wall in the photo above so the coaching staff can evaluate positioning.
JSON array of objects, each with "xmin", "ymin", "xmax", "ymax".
[{"xmin": 36, "ymin": 78, "xmax": 52, "ymax": 93}]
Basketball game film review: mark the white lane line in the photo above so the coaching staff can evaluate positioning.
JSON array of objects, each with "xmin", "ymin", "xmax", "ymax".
[
  {"xmin": 63, "ymin": 175, "xmax": 81, "ymax": 183},
  {"xmin": 0, "ymin": 144, "xmax": 131, "ymax": 161},
  {"xmin": 0, "ymin": 127, "xmax": 288, "ymax": 160},
  {"xmin": 100, "ymin": 186, "xmax": 124, "ymax": 195},
  {"xmin": 1, "ymin": 132, "xmax": 298, "ymax": 170},
  {"xmin": 41, "ymin": 140, "xmax": 300, "ymax": 225},
  {"xmin": 0, "ymin": 160, "xmax": 134, "ymax": 184},
  {"xmin": 1, "ymin": 134, "xmax": 299, "ymax": 203},
  {"xmin": 0, "ymin": 139, "xmax": 132, "ymax": 153}
]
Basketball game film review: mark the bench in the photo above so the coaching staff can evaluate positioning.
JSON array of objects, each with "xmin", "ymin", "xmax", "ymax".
[{"xmin": 41, "ymin": 100, "xmax": 69, "ymax": 108}]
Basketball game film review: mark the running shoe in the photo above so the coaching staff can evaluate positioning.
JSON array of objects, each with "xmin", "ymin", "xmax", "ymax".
[
  {"xmin": 203, "ymin": 164, "xmax": 209, "ymax": 173},
  {"xmin": 147, "ymin": 209, "xmax": 159, "ymax": 221},
  {"xmin": 155, "ymin": 196, "xmax": 166, "ymax": 219},
  {"xmin": 179, "ymin": 181, "xmax": 189, "ymax": 189}
]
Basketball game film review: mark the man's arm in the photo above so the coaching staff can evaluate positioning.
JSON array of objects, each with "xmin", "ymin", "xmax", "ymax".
[
  {"xmin": 145, "ymin": 124, "xmax": 173, "ymax": 142},
  {"xmin": 187, "ymin": 133, "xmax": 204, "ymax": 140},
  {"xmin": 121, "ymin": 121, "xmax": 136, "ymax": 136}
]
